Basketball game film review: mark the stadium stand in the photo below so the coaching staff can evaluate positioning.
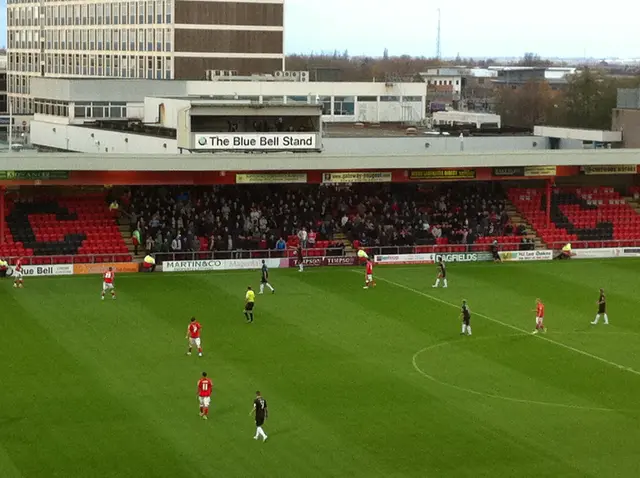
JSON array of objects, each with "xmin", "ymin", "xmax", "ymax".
[
  {"xmin": 508, "ymin": 186, "xmax": 640, "ymax": 248},
  {"xmin": 127, "ymin": 183, "xmax": 523, "ymax": 257},
  {"xmin": 0, "ymin": 193, "xmax": 131, "ymax": 264}
]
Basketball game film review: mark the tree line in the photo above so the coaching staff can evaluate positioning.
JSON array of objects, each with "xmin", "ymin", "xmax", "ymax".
[{"xmin": 495, "ymin": 69, "xmax": 640, "ymax": 130}]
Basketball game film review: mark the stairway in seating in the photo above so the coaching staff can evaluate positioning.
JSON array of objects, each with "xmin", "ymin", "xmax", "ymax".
[
  {"xmin": 504, "ymin": 202, "xmax": 546, "ymax": 249},
  {"xmin": 119, "ymin": 221, "xmax": 145, "ymax": 261},
  {"xmin": 333, "ymin": 232, "xmax": 354, "ymax": 254},
  {"xmin": 623, "ymin": 196, "xmax": 640, "ymax": 214}
]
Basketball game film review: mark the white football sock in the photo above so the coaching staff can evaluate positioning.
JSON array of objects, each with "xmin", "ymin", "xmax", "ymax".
[
  {"xmin": 299, "ymin": 264, "xmax": 303, "ymax": 272},
  {"xmin": 461, "ymin": 323, "xmax": 466, "ymax": 334},
  {"xmin": 267, "ymin": 283, "xmax": 274, "ymax": 291},
  {"xmin": 443, "ymin": 279, "xmax": 448, "ymax": 287},
  {"xmin": 257, "ymin": 426, "xmax": 266, "ymax": 438},
  {"xmin": 434, "ymin": 279, "xmax": 440, "ymax": 287},
  {"xmin": 604, "ymin": 314, "xmax": 609, "ymax": 324},
  {"xmin": 593, "ymin": 315, "xmax": 599, "ymax": 324},
  {"xmin": 260, "ymin": 284, "xmax": 264, "ymax": 293},
  {"xmin": 467, "ymin": 326, "xmax": 472, "ymax": 335}
]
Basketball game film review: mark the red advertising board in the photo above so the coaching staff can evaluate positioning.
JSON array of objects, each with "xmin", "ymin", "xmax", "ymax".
[{"xmin": 288, "ymin": 256, "xmax": 359, "ymax": 268}]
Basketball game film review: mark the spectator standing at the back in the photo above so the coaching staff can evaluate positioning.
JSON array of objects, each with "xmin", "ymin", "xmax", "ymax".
[
  {"xmin": 298, "ymin": 228, "xmax": 308, "ymax": 248},
  {"xmin": 132, "ymin": 228, "xmax": 141, "ymax": 255},
  {"xmin": 308, "ymin": 229, "xmax": 317, "ymax": 248}
]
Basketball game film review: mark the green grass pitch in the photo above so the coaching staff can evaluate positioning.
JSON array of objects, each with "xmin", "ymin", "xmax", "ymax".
[{"xmin": 2, "ymin": 260, "xmax": 640, "ymax": 478}]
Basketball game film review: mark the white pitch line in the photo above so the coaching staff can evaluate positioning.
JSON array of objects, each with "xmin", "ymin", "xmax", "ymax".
[{"xmin": 356, "ymin": 271, "xmax": 640, "ymax": 377}]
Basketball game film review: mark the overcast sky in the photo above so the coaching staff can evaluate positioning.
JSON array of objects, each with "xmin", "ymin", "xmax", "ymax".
[
  {"xmin": 1, "ymin": 0, "xmax": 637, "ymax": 59},
  {"xmin": 285, "ymin": 0, "xmax": 640, "ymax": 59}
]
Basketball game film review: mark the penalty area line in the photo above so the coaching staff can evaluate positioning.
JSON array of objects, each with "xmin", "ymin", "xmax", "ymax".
[{"xmin": 351, "ymin": 270, "xmax": 640, "ymax": 378}]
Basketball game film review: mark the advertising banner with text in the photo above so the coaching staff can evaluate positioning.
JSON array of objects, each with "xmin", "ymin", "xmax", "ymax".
[
  {"xmin": 582, "ymin": 165, "xmax": 636, "ymax": 175},
  {"xmin": 194, "ymin": 133, "xmax": 318, "ymax": 151},
  {"xmin": 16, "ymin": 264, "xmax": 74, "ymax": 277},
  {"xmin": 409, "ymin": 169, "xmax": 476, "ymax": 180},
  {"xmin": 572, "ymin": 248, "xmax": 622, "ymax": 259},
  {"xmin": 322, "ymin": 172, "xmax": 392, "ymax": 184},
  {"xmin": 572, "ymin": 247, "xmax": 640, "ymax": 259},
  {"xmin": 434, "ymin": 252, "xmax": 493, "ymax": 262},
  {"xmin": 287, "ymin": 256, "xmax": 358, "ymax": 268},
  {"xmin": 498, "ymin": 250, "xmax": 553, "ymax": 262},
  {"xmin": 524, "ymin": 166, "xmax": 557, "ymax": 177},
  {"xmin": 73, "ymin": 262, "xmax": 140, "ymax": 275},
  {"xmin": 163, "ymin": 258, "xmax": 282, "ymax": 272},
  {"xmin": 235, "ymin": 173, "xmax": 308, "ymax": 184},
  {"xmin": 0, "ymin": 171, "xmax": 70, "ymax": 180},
  {"xmin": 492, "ymin": 167, "xmax": 525, "ymax": 177},
  {"xmin": 374, "ymin": 253, "xmax": 435, "ymax": 265}
]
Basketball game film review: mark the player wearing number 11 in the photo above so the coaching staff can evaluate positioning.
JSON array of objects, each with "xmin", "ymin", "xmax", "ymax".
[{"xmin": 197, "ymin": 372, "xmax": 213, "ymax": 420}]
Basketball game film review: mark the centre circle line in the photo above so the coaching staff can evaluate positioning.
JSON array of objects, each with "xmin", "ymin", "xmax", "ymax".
[{"xmin": 412, "ymin": 332, "xmax": 640, "ymax": 413}]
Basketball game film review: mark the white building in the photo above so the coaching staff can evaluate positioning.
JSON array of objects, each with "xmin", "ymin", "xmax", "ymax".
[
  {"xmin": 419, "ymin": 68, "xmax": 463, "ymax": 97},
  {"xmin": 30, "ymin": 77, "xmax": 428, "ymax": 126}
]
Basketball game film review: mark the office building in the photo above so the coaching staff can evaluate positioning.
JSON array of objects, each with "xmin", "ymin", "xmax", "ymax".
[{"xmin": 6, "ymin": 0, "xmax": 285, "ymax": 114}]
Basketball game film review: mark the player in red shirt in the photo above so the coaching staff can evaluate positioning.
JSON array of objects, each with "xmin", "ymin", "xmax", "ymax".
[
  {"xmin": 13, "ymin": 258, "xmax": 24, "ymax": 288},
  {"xmin": 101, "ymin": 267, "xmax": 116, "ymax": 300},
  {"xmin": 533, "ymin": 298, "xmax": 546, "ymax": 334},
  {"xmin": 186, "ymin": 316, "xmax": 203, "ymax": 357},
  {"xmin": 364, "ymin": 259, "xmax": 376, "ymax": 289},
  {"xmin": 197, "ymin": 372, "xmax": 213, "ymax": 420}
]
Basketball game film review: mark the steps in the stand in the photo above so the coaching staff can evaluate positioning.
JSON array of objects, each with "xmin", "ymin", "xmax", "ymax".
[
  {"xmin": 505, "ymin": 199, "xmax": 547, "ymax": 248},
  {"xmin": 119, "ymin": 224, "xmax": 144, "ymax": 260},
  {"xmin": 623, "ymin": 196, "xmax": 640, "ymax": 214}
]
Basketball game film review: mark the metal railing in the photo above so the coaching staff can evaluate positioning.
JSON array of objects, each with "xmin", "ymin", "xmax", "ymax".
[{"xmin": 3, "ymin": 239, "xmax": 640, "ymax": 265}]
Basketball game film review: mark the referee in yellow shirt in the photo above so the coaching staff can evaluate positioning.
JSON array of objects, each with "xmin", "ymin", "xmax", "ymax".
[{"xmin": 244, "ymin": 286, "xmax": 256, "ymax": 323}]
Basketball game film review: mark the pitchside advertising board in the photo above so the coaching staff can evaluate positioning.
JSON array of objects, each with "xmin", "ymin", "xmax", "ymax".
[
  {"xmin": 498, "ymin": 250, "xmax": 553, "ymax": 262},
  {"xmin": 288, "ymin": 256, "xmax": 358, "ymax": 268},
  {"xmin": 374, "ymin": 252, "xmax": 492, "ymax": 265},
  {"xmin": 194, "ymin": 133, "xmax": 318, "ymax": 151},
  {"xmin": 9, "ymin": 264, "xmax": 75, "ymax": 277},
  {"xmin": 572, "ymin": 247, "xmax": 640, "ymax": 259},
  {"xmin": 163, "ymin": 258, "xmax": 282, "ymax": 272}
]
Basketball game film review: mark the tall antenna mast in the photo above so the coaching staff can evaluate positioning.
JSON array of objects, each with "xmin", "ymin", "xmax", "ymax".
[{"xmin": 436, "ymin": 9, "xmax": 442, "ymax": 60}]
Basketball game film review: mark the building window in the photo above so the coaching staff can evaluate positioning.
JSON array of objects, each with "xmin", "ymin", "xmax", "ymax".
[
  {"xmin": 357, "ymin": 96, "xmax": 377, "ymax": 102},
  {"xmin": 380, "ymin": 96, "xmax": 400, "ymax": 102},
  {"xmin": 334, "ymin": 96, "xmax": 355, "ymax": 115},
  {"xmin": 318, "ymin": 96, "xmax": 332, "ymax": 115},
  {"xmin": 403, "ymin": 96, "xmax": 422, "ymax": 102}
]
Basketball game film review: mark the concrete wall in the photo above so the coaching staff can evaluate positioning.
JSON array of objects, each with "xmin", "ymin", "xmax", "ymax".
[
  {"xmin": 30, "ymin": 121, "xmax": 179, "ymax": 154},
  {"xmin": 322, "ymin": 136, "xmax": 549, "ymax": 155},
  {"xmin": 612, "ymin": 108, "xmax": 640, "ymax": 148},
  {"xmin": 31, "ymin": 78, "xmax": 188, "ymax": 102},
  {"xmin": 2, "ymin": 149, "xmax": 640, "ymax": 172},
  {"xmin": 32, "ymin": 117, "xmax": 590, "ymax": 155},
  {"xmin": 144, "ymin": 98, "xmax": 192, "ymax": 129}
]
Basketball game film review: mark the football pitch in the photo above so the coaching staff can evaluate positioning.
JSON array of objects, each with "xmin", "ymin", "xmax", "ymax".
[{"xmin": 2, "ymin": 260, "xmax": 640, "ymax": 478}]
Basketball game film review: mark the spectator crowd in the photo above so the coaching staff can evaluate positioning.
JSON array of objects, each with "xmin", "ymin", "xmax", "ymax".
[{"xmin": 117, "ymin": 183, "xmax": 527, "ymax": 257}]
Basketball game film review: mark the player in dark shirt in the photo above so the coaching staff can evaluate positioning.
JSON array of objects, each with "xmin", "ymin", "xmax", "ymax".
[
  {"xmin": 591, "ymin": 288, "xmax": 609, "ymax": 325},
  {"xmin": 250, "ymin": 391, "xmax": 268, "ymax": 441},
  {"xmin": 432, "ymin": 259, "xmax": 448, "ymax": 288},
  {"xmin": 460, "ymin": 300, "xmax": 472, "ymax": 335},
  {"xmin": 491, "ymin": 240, "xmax": 502, "ymax": 263},
  {"xmin": 259, "ymin": 260, "xmax": 275, "ymax": 294}
]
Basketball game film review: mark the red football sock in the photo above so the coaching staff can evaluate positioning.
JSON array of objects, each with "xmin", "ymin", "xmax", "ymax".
[
  {"xmin": 198, "ymin": 348, "xmax": 202, "ymax": 354},
  {"xmin": 204, "ymin": 408, "xmax": 209, "ymax": 416},
  {"xmin": 200, "ymin": 407, "xmax": 203, "ymax": 413}
]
